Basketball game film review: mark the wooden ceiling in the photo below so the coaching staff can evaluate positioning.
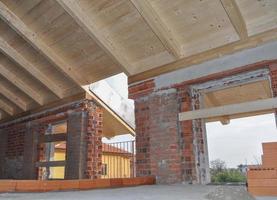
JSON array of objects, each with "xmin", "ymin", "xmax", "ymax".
[{"xmin": 0, "ymin": 0, "xmax": 276, "ymax": 122}]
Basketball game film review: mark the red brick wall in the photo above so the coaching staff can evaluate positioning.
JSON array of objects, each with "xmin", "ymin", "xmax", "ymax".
[
  {"xmin": 0, "ymin": 99, "xmax": 103, "ymax": 180},
  {"xmin": 269, "ymin": 63, "xmax": 277, "ymax": 97},
  {"xmin": 269, "ymin": 63, "xmax": 277, "ymax": 124},
  {"xmin": 6, "ymin": 124, "xmax": 25, "ymax": 159},
  {"xmin": 134, "ymin": 88, "xmax": 182, "ymax": 183},
  {"xmin": 85, "ymin": 101, "xmax": 103, "ymax": 179},
  {"xmin": 177, "ymin": 86, "xmax": 198, "ymax": 183},
  {"xmin": 129, "ymin": 60, "xmax": 277, "ymax": 184}
]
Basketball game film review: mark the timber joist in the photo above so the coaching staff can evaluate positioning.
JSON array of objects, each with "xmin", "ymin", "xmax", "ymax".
[{"xmin": 0, "ymin": 0, "xmax": 275, "ymax": 121}]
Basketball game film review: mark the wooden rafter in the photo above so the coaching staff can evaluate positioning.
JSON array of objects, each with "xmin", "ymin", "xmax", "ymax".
[
  {"xmin": 0, "ymin": 36, "xmax": 64, "ymax": 99},
  {"xmin": 130, "ymin": 0, "xmax": 182, "ymax": 58},
  {"xmin": 0, "ymin": 82, "xmax": 28, "ymax": 111},
  {"xmin": 56, "ymin": 0, "xmax": 131, "ymax": 76},
  {"xmin": 0, "ymin": 97, "xmax": 15, "ymax": 115},
  {"xmin": 220, "ymin": 0, "xmax": 248, "ymax": 40},
  {"xmin": 129, "ymin": 28, "xmax": 277, "ymax": 84},
  {"xmin": 0, "ymin": 1, "xmax": 83, "ymax": 87},
  {"xmin": 0, "ymin": 63, "xmax": 44, "ymax": 105}
]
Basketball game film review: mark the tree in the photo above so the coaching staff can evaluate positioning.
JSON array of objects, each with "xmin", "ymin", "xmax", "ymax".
[
  {"xmin": 210, "ymin": 159, "xmax": 246, "ymax": 183},
  {"xmin": 210, "ymin": 159, "xmax": 226, "ymax": 174}
]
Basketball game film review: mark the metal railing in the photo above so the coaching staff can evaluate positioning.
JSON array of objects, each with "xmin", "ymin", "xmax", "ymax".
[{"xmin": 101, "ymin": 140, "xmax": 135, "ymax": 179}]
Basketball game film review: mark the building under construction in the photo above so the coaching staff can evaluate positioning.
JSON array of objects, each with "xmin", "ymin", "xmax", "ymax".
[{"xmin": 0, "ymin": 0, "xmax": 276, "ymax": 197}]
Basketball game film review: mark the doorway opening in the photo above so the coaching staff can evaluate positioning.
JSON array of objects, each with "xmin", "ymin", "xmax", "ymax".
[{"xmin": 205, "ymin": 113, "xmax": 277, "ymax": 183}]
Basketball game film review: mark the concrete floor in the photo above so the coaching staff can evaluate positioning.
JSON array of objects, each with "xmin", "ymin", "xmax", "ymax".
[{"xmin": 0, "ymin": 185, "xmax": 275, "ymax": 200}]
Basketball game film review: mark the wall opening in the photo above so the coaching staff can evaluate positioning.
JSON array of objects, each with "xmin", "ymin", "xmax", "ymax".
[
  {"xmin": 205, "ymin": 113, "xmax": 277, "ymax": 183},
  {"xmin": 38, "ymin": 121, "xmax": 67, "ymax": 180}
]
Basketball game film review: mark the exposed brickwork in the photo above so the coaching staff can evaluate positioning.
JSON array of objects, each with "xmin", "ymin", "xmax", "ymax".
[
  {"xmin": 0, "ymin": 99, "xmax": 103, "ymax": 180},
  {"xmin": 0, "ymin": 129, "xmax": 7, "ymax": 178},
  {"xmin": 134, "ymin": 90, "xmax": 182, "ymax": 184},
  {"xmin": 85, "ymin": 102, "xmax": 103, "ymax": 179},
  {"xmin": 129, "ymin": 79, "xmax": 155, "ymax": 99},
  {"xmin": 269, "ymin": 63, "xmax": 277, "ymax": 125},
  {"xmin": 177, "ymin": 86, "xmax": 198, "ymax": 183},
  {"xmin": 129, "ymin": 60, "xmax": 277, "ymax": 184},
  {"xmin": 269, "ymin": 63, "xmax": 277, "ymax": 97}
]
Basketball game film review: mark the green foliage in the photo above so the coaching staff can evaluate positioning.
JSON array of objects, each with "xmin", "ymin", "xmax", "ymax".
[
  {"xmin": 211, "ymin": 170, "xmax": 246, "ymax": 183},
  {"xmin": 210, "ymin": 159, "xmax": 246, "ymax": 183}
]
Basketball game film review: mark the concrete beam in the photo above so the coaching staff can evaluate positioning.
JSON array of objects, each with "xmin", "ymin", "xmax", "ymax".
[
  {"xmin": 179, "ymin": 97, "xmax": 277, "ymax": 121},
  {"xmin": 152, "ymin": 41, "xmax": 277, "ymax": 89}
]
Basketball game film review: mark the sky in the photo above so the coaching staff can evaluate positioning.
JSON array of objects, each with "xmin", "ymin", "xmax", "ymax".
[
  {"xmin": 206, "ymin": 113, "xmax": 277, "ymax": 168},
  {"xmin": 102, "ymin": 73, "xmax": 277, "ymax": 168}
]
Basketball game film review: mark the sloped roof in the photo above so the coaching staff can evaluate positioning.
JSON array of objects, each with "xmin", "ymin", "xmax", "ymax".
[
  {"xmin": 55, "ymin": 142, "xmax": 132, "ymax": 155},
  {"xmin": 0, "ymin": 0, "xmax": 276, "ymax": 122}
]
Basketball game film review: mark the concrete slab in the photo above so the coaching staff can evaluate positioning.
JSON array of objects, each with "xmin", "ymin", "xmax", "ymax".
[{"xmin": 0, "ymin": 185, "xmax": 270, "ymax": 200}]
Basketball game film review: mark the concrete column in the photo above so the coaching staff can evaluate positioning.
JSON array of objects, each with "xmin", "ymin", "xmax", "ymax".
[
  {"xmin": 23, "ymin": 122, "xmax": 39, "ymax": 179},
  {"xmin": 65, "ymin": 111, "xmax": 88, "ymax": 179},
  {"xmin": 0, "ymin": 129, "xmax": 8, "ymax": 179}
]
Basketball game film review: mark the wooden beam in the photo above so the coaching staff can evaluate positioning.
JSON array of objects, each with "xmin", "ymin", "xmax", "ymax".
[
  {"xmin": 39, "ymin": 133, "xmax": 67, "ymax": 143},
  {"xmin": 0, "ymin": 63, "xmax": 44, "ymax": 105},
  {"xmin": 0, "ymin": 1, "xmax": 83, "ymax": 87},
  {"xmin": 35, "ymin": 161, "xmax": 66, "ymax": 168},
  {"xmin": 56, "ymin": 0, "xmax": 131, "ymax": 76},
  {"xmin": 83, "ymin": 86, "xmax": 135, "ymax": 136},
  {"xmin": 129, "ymin": 28, "xmax": 277, "ymax": 84},
  {"xmin": 220, "ymin": 0, "xmax": 248, "ymax": 40},
  {"xmin": 0, "ymin": 36, "xmax": 64, "ymax": 99},
  {"xmin": 0, "ymin": 83, "xmax": 28, "ymax": 111},
  {"xmin": 130, "ymin": 0, "xmax": 182, "ymax": 58},
  {"xmin": 179, "ymin": 97, "xmax": 277, "ymax": 121},
  {"xmin": 0, "ymin": 98, "xmax": 15, "ymax": 115}
]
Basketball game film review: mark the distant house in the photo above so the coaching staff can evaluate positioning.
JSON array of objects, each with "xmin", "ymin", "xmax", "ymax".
[
  {"xmin": 237, "ymin": 164, "xmax": 248, "ymax": 174},
  {"xmin": 52, "ymin": 142, "xmax": 133, "ymax": 179}
]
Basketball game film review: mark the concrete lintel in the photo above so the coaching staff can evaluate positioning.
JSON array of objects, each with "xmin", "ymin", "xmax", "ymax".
[{"xmin": 155, "ymin": 41, "xmax": 277, "ymax": 89}]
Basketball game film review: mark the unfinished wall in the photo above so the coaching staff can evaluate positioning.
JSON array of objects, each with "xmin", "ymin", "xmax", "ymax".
[
  {"xmin": 269, "ymin": 63, "xmax": 277, "ymax": 125},
  {"xmin": 129, "ymin": 59, "xmax": 277, "ymax": 184},
  {"xmin": 0, "ymin": 99, "xmax": 103, "ymax": 180}
]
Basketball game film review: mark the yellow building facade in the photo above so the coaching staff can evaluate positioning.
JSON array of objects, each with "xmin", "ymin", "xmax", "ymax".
[{"xmin": 52, "ymin": 143, "xmax": 133, "ymax": 179}]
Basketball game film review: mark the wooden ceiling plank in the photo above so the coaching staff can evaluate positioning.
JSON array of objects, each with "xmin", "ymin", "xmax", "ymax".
[
  {"xmin": 0, "ymin": 1, "xmax": 84, "ymax": 88},
  {"xmin": 0, "ymin": 84, "xmax": 27, "ymax": 111},
  {"xmin": 0, "ymin": 36, "xmax": 64, "ymax": 99},
  {"xmin": 0, "ymin": 63, "xmax": 44, "ymax": 105},
  {"xmin": 56, "ymin": 0, "xmax": 131, "ymax": 76},
  {"xmin": 0, "ymin": 98, "xmax": 15, "ymax": 115},
  {"xmin": 129, "ymin": 28, "xmax": 277, "ymax": 84},
  {"xmin": 130, "ymin": 0, "xmax": 182, "ymax": 58},
  {"xmin": 220, "ymin": 0, "xmax": 248, "ymax": 40}
]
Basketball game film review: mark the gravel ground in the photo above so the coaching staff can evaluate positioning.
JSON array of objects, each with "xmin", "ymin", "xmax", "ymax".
[
  {"xmin": 0, "ymin": 185, "xmax": 274, "ymax": 200},
  {"xmin": 206, "ymin": 186, "xmax": 255, "ymax": 200}
]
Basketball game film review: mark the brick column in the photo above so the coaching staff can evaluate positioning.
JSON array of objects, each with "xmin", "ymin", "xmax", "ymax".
[
  {"xmin": 177, "ymin": 86, "xmax": 210, "ymax": 184},
  {"xmin": 269, "ymin": 63, "xmax": 277, "ymax": 126},
  {"xmin": 134, "ymin": 91, "xmax": 182, "ymax": 183},
  {"xmin": 65, "ymin": 111, "xmax": 88, "ymax": 179},
  {"xmin": 0, "ymin": 129, "xmax": 7, "ymax": 178},
  {"xmin": 23, "ymin": 122, "xmax": 39, "ymax": 179},
  {"xmin": 85, "ymin": 101, "xmax": 103, "ymax": 179},
  {"xmin": 129, "ymin": 80, "xmax": 210, "ymax": 184}
]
